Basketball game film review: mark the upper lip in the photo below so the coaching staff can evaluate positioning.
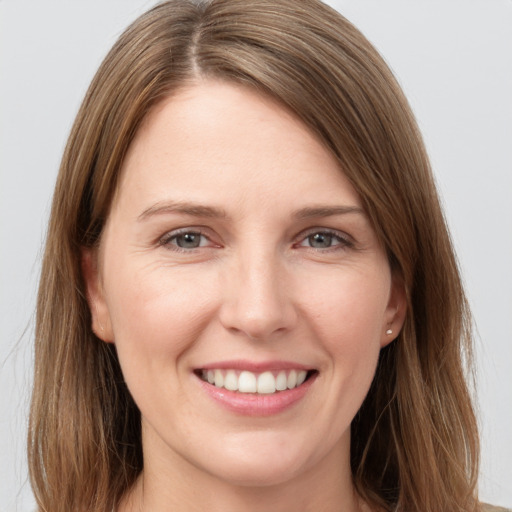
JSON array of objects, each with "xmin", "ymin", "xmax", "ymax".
[{"xmin": 197, "ymin": 360, "xmax": 314, "ymax": 372}]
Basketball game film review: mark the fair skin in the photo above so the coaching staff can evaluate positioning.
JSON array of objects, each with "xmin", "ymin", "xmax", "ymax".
[{"xmin": 83, "ymin": 80, "xmax": 405, "ymax": 512}]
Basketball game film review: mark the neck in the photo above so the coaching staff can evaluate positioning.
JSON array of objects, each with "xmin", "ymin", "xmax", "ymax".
[{"xmin": 122, "ymin": 472, "xmax": 364, "ymax": 512}]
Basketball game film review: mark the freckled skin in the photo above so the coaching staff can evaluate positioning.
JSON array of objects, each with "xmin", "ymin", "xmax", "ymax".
[{"xmin": 83, "ymin": 80, "xmax": 406, "ymax": 512}]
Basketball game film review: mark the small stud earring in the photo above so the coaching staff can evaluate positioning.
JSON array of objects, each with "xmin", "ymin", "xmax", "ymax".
[{"xmin": 386, "ymin": 329, "xmax": 393, "ymax": 335}]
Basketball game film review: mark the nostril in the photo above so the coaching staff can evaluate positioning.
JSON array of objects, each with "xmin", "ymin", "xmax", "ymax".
[{"xmin": 220, "ymin": 308, "xmax": 298, "ymax": 342}]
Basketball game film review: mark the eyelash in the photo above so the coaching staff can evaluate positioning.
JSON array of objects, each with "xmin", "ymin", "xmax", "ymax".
[
  {"xmin": 294, "ymin": 229, "xmax": 354, "ymax": 252},
  {"xmin": 158, "ymin": 227, "xmax": 354, "ymax": 253},
  {"xmin": 158, "ymin": 228, "xmax": 214, "ymax": 252}
]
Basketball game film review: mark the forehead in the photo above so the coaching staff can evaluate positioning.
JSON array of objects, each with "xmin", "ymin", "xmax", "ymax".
[{"xmin": 112, "ymin": 79, "xmax": 362, "ymax": 219}]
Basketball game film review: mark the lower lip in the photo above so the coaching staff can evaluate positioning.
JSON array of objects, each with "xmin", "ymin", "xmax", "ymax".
[{"xmin": 196, "ymin": 373, "xmax": 317, "ymax": 416}]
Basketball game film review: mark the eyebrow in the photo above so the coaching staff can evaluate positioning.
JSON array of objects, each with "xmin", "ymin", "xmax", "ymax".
[
  {"xmin": 138, "ymin": 201, "xmax": 228, "ymax": 221},
  {"xmin": 137, "ymin": 201, "xmax": 365, "ymax": 222},
  {"xmin": 293, "ymin": 205, "xmax": 365, "ymax": 219}
]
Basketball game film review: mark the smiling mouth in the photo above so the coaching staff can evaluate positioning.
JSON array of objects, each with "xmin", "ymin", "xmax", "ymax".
[{"xmin": 196, "ymin": 368, "xmax": 317, "ymax": 395}]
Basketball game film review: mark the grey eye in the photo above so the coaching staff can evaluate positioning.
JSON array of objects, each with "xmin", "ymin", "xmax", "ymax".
[
  {"xmin": 174, "ymin": 232, "xmax": 203, "ymax": 248},
  {"xmin": 307, "ymin": 233, "xmax": 334, "ymax": 248}
]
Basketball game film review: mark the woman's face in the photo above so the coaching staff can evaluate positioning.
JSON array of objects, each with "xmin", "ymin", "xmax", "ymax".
[{"xmin": 84, "ymin": 80, "xmax": 404, "ymax": 488}]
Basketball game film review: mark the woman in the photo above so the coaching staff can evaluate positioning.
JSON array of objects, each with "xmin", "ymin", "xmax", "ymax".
[{"xmin": 27, "ymin": 1, "xmax": 499, "ymax": 511}]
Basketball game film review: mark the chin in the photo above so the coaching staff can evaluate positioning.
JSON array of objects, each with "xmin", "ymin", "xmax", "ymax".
[
  {"xmin": 204, "ymin": 458, "xmax": 304, "ymax": 488},
  {"xmin": 193, "ymin": 432, "xmax": 324, "ymax": 488}
]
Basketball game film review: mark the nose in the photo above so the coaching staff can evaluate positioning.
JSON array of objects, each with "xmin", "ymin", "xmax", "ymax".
[{"xmin": 218, "ymin": 250, "xmax": 297, "ymax": 341}]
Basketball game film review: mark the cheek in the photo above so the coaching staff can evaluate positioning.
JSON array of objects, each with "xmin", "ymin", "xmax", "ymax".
[
  {"xmin": 101, "ymin": 265, "xmax": 222, "ymax": 422},
  {"xmin": 302, "ymin": 267, "xmax": 390, "ymax": 346},
  {"xmin": 298, "ymin": 267, "xmax": 390, "ymax": 396},
  {"xmin": 103, "ymin": 263, "xmax": 219, "ymax": 369}
]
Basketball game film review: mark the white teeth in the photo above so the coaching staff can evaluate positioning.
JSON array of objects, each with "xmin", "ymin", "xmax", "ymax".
[
  {"xmin": 201, "ymin": 368, "xmax": 311, "ymax": 394},
  {"xmin": 296, "ymin": 370, "xmax": 307, "ymax": 386},
  {"xmin": 276, "ymin": 371, "xmax": 288, "ymax": 391},
  {"xmin": 214, "ymin": 369, "xmax": 224, "ymax": 388},
  {"xmin": 224, "ymin": 370, "xmax": 238, "ymax": 391},
  {"xmin": 257, "ymin": 371, "xmax": 276, "ymax": 394},
  {"xmin": 287, "ymin": 369, "xmax": 297, "ymax": 389},
  {"xmin": 238, "ymin": 371, "xmax": 257, "ymax": 393}
]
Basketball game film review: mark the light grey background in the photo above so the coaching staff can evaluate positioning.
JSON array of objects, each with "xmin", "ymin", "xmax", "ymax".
[{"xmin": 1, "ymin": 1, "xmax": 511, "ymax": 510}]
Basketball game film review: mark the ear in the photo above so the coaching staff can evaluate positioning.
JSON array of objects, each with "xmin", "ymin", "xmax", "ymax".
[
  {"xmin": 381, "ymin": 273, "xmax": 407, "ymax": 348},
  {"xmin": 81, "ymin": 248, "xmax": 114, "ymax": 343}
]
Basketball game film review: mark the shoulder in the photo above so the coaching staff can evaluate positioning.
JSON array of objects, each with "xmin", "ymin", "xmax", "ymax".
[{"xmin": 481, "ymin": 504, "xmax": 512, "ymax": 512}]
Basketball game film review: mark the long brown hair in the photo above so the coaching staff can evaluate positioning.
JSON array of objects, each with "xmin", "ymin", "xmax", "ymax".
[{"xmin": 28, "ymin": 1, "xmax": 480, "ymax": 511}]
